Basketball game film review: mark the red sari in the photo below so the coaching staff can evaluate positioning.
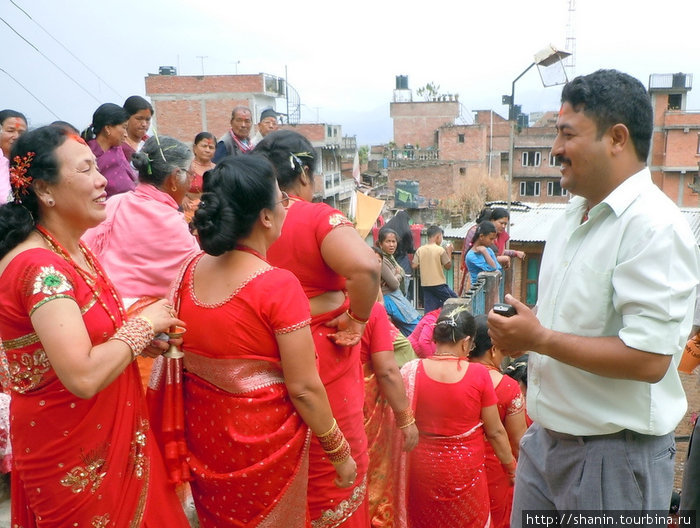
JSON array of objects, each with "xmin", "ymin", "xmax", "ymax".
[
  {"xmin": 268, "ymin": 199, "xmax": 369, "ymax": 528},
  {"xmin": 361, "ymin": 303, "xmax": 398, "ymax": 527},
  {"xmin": 483, "ymin": 371, "xmax": 524, "ymax": 528},
  {"xmin": 397, "ymin": 359, "xmax": 497, "ymax": 528},
  {"xmin": 149, "ymin": 253, "xmax": 312, "ymax": 528},
  {"xmin": 0, "ymin": 248, "xmax": 188, "ymax": 528}
]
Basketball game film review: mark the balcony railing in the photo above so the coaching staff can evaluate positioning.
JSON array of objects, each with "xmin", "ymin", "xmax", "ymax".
[
  {"xmin": 388, "ymin": 149, "xmax": 440, "ymax": 161},
  {"xmin": 405, "ymin": 250, "xmax": 504, "ymax": 316}
]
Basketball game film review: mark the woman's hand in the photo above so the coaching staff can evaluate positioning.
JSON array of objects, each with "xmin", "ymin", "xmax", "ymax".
[
  {"xmin": 140, "ymin": 334, "xmax": 184, "ymax": 358},
  {"xmin": 497, "ymin": 255, "xmax": 511, "ymax": 269},
  {"xmin": 401, "ymin": 422, "xmax": 419, "ymax": 452},
  {"xmin": 138, "ymin": 299, "xmax": 185, "ymax": 335},
  {"xmin": 325, "ymin": 312, "xmax": 364, "ymax": 347},
  {"xmin": 181, "ymin": 194, "xmax": 196, "ymax": 213},
  {"xmin": 334, "ymin": 456, "xmax": 358, "ymax": 488}
]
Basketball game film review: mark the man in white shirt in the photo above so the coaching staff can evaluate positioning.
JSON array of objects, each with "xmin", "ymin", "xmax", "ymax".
[{"xmin": 488, "ymin": 69, "xmax": 700, "ymax": 524}]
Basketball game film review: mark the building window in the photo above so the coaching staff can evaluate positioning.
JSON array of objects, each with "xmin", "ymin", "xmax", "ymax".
[
  {"xmin": 519, "ymin": 181, "xmax": 540, "ymax": 196},
  {"xmin": 549, "ymin": 153, "xmax": 560, "ymax": 166},
  {"xmin": 697, "ymin": 134, "xmax": 700, "ymax": 154},
  {"xmin": 521, "ymin": 151, "xmax": 541, "ymax": 167},
  {"xmin": 325, "ymin": 174, "xmax": 333, "ymax": 190},
  {"xmin": 327, "ymin": 126, "xmax": 332, "ymax": 136},
  {"xmin": 459, "ymin": 167, "xmax": 466, "ymax": 175},
  {"xmin": 458, "ymin": 134, "xmax": 465, "ymax": 143},
  {"xmin": 668, "ymin": 93, "xmax": 682, "ymax": 110},
  {"xmin": 547, "ymin": 181, "xmax": 567, "ymax": 196}
]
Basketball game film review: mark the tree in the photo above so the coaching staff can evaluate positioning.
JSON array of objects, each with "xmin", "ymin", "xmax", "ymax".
[
  {"xmin": 447, "ymin": 173, "xmax": 508, "ymax": 223},
  {"xmin": 416, "ymin": 82, "xmax": 440, "ymax": 101},
  {"xmin": 358, "ymin": 145, "xmax": 369, "ymax": 164}
]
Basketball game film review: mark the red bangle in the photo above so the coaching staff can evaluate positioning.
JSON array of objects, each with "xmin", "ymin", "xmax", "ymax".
[{"xmin": 346, "ymin": 308, "xmax": 369, "ymax": 325}]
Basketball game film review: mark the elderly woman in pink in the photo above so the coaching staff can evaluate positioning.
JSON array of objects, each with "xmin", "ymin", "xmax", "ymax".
[
  {"xmin": 83, "ymin": 135, "xmax": 199, "ymax": 304},
  {"xmin": 83, "ymin": 135, "xmax": 200, "ymax": 384}
]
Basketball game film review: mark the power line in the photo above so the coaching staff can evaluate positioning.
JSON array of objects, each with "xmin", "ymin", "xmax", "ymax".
[
  {"xmin": 0, "ymin": 67, "xmax": 61, "ymax": 120},
  {"xmin": 10, "ymin": 0, "xmax": 123, "ymax": 100},
  {"xmin": 0, "ymin": 15, "xmax": 102, "ymax": 104}
]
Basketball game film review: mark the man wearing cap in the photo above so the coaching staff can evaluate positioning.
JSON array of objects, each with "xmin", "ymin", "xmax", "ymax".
[
  {"xmin": 213, "ymin": 105, "xmax": 253, "ymax": 163},
  {"xmin": 252, "ymin": 108, "xmax": 279, "ymax": 145}
]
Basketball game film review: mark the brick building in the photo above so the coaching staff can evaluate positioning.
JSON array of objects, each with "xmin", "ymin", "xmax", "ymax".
[
  {"xmin": 511, "ymin": 112, "xmax": 570, "ymax": 204},
  {"xmin": 144, "ymin": 72, "xmax": 285, "ymax": 144},
  {"xmin": 144, "ymin": 71, "xmax": 357, "ymax": 214},
  {"xmin": 648, "ymin": 72, "xmax": 700, "ymax": 207},
  {"xmin": 387, "ymin": 77, "xmax": 512, "ymax": 214}
]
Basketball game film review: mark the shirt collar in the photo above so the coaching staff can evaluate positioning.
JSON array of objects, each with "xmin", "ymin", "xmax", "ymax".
[
  {"xmin": 599, "ymin": 167, "xmax": 650, "ymax": 217},
  {"xmin": 566, "ymin": 167, "xmax": 651, "ymax": 220}
]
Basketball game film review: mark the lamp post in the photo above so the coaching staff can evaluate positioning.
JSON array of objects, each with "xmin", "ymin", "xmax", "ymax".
[{"xmin": 502, "ymin": 45, "xmax": 572, "ymax": 218}]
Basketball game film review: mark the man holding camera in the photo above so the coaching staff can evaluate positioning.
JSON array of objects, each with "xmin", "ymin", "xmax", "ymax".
[{"xmin": 488, "ymin": 70, "xmax": 700, "ymax": 525}]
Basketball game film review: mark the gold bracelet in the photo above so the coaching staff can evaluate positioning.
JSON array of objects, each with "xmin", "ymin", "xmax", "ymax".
[
  {"xmin": 398, "ymin": 418, "xmax": 416, "ymax": 430},
  {"xmin": 346, "ymin": 309, "xmax": 369, "ymax": 325},
  {"xmin": 394, "ymin": 407, "xmax": 415, "ymax": 428},
  {"xmin": 317, "ymin": 419, "xmax": 337, "ymax": 439}
]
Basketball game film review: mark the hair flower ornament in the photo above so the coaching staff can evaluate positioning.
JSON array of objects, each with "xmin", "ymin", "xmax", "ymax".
[{"xmin": 10, "ymin": 152, "xmax": 35, "ymax": 203}]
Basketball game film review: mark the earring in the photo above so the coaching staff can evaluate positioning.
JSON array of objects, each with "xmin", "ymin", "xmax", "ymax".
[
  {"xmin": 47, "ymin": 199, "xmax": 55, "ymax": 207},
  {"xmin": 171, "ymin": 186, "xmax": 177, "ymax": 192}
]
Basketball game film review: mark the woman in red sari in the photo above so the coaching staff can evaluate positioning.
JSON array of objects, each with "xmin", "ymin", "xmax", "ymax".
[
  {"xmin": 0, "ymin": 126, "xmax": 189, "ymax": 527},
  {"xmin": 470, "ymin": 315, "xmax": 527, "ymax": 528},
  {"xmin": 361, "ymin": 299, "xmax": 418, "ymax": 527},
  {"xmin": 150, "ymin": 155, "xmax": 357, "ymax": 527},
  {"xmin": 397, "ymin": 305, "xmax": 516, "ymax": 528},
  {"xmin": 254, "ymin": 131, "xmax": 380, "ymax": 528}
]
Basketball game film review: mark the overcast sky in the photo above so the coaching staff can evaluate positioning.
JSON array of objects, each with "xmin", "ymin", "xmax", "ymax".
[{"xmin": 2, "ymin": 0, "xmax": 700, "ymax": 145}]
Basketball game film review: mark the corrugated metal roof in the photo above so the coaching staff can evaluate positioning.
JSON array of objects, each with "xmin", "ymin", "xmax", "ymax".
[
  {"xmin": 444, "ymin": 203, "xmax": 700, "ymax": 245},
  {"xmin": 681, "ymin": 207, "xmax": 700, "ymax": 242}
]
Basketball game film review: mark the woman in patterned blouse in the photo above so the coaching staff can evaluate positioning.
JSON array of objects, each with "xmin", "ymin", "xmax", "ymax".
[{"xmin": 0, "ymin": 126, "xmax": 190, "ymax": 527}]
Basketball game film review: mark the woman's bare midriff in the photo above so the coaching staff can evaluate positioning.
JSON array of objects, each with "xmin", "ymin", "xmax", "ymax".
[{"xmin": 309, "ymin": 290, "xmax": 345, "ymax": 317}]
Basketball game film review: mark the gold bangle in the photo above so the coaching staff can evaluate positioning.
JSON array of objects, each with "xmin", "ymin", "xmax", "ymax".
[
  {"xmin": 346, "ymin": 309, "xmax": 369, "ymax": 325},
  {"xmin": 317, "ymin": 419, "xmax": 337, "ymax": 439},
  {"xmin": 394, "ymin": 407, "xmax": 415, "ymax": 428},
  {"xmin": 398, "ymin": 418, "xmax": 416, "ymax": 430}
]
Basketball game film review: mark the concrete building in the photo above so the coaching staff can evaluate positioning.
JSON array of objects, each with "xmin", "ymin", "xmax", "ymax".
[{"xmin": 277, "ymin": 123, "xmax": 355, "ymax": 213}]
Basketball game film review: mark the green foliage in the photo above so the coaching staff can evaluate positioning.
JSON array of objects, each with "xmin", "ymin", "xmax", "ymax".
[
  {"xmin": 416, "ymin": 82, "xmax": 441, "ymax": 101},
  {"xmin": 358, "ymin": 145, "xmax": 369, "ymax": 164}
]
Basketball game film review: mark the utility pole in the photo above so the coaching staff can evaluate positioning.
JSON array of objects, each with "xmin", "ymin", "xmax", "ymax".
[{"xmin": 196, "ymin": 56, "xmax": 208, "ymax": 75}]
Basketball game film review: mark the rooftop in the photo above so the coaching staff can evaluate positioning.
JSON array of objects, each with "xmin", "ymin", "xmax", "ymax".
[{"xmin": 444, "ymin": 202, "xmax": 700, "ymax": 245}]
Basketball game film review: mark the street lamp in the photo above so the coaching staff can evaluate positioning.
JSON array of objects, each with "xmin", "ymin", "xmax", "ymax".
[{"xmin": 502, "ymin": 45, "xmax": 571, "ymax": 216}]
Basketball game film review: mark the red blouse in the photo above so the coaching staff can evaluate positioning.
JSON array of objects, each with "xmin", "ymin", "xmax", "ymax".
[
  {"xmin": 178, "ymin": 253, "xmax": 311, "ymax": 363},
  {"xmin": 415, "ymin": 361, "xmax": 498, "ymax": 436},
  {"xmin": 360, "ymin": 302, "xmax": 395, "ymax": 365},
  {"xmin": 267, "ymin": 198, "xmax": 353, "ymax": 298}
]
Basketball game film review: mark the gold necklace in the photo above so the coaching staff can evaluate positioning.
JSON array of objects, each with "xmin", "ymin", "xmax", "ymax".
[
  {"xmin": 36, "ymin": 225, "xmax": 125, "ymax": 329},
  {"xmin": 430, "ymin": 352, "xmax": 467, "ymax": 360}
]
